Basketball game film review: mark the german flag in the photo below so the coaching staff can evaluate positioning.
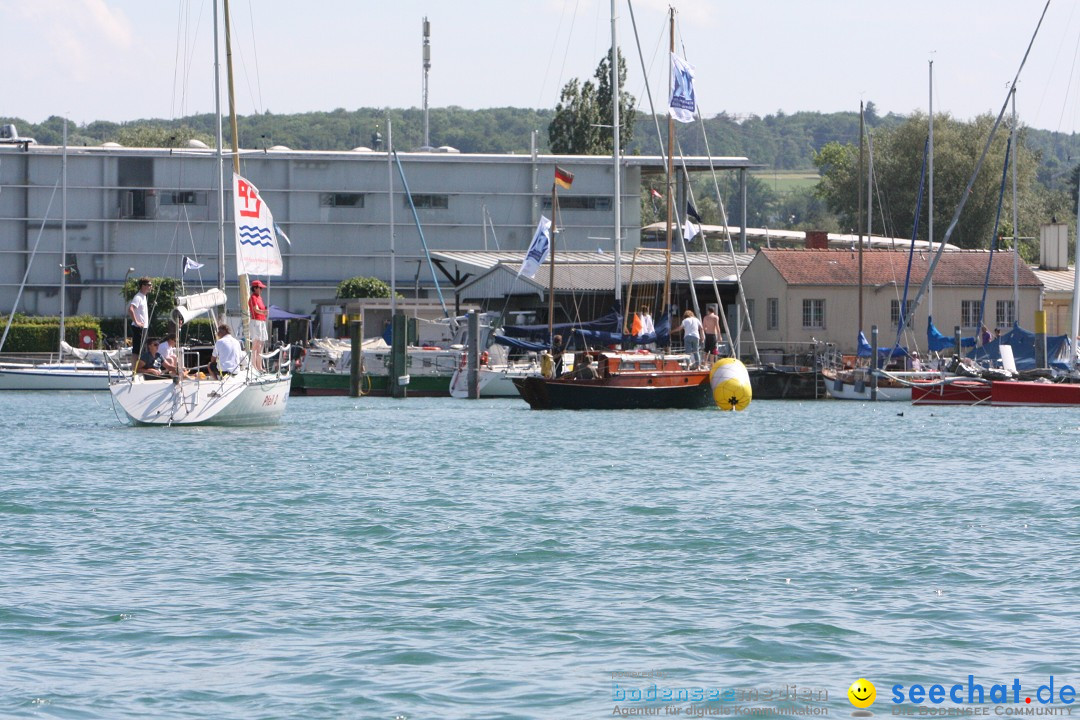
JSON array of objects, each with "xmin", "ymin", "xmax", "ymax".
[{"xmin": 554, "ymin": 166, "xmax": 574, "ymax": 190}]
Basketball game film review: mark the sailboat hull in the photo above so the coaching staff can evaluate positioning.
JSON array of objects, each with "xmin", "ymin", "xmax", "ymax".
[
  {"xmin": 514, "ymin": 373, "xmax": 712, "ymax": 410},
  {"xmin": 0, "ymin": 364, "xmax": 114, "ymax": 391},
  {"xmin": 110, "ymin": 372, "xmax": 292, "ymax": 425}
]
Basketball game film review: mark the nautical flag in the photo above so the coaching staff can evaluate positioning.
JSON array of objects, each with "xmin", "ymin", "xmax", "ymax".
[
  {"xmin": 686, "ymin": 201, "xmax": 703, "ymax": 223},
  {"xmin": 554, "ymin": 166, "xmax": 574, "ymax": 190},
  {"xmin": 233, "ymin": 173, "xmax": 283, "ymax": 276},
  {"xmin": 274, "ymin": 224, "xmax": 292, "ymax": 247},
  {"xmin": 683, "ymin": 217, "xmax": 700, "ymax": 243},
  {"xmin": 518, "ymin": 215, "xmax": 552, "ymax": 279},
  {"xmin": 183, "ymin": 256, "xmax": 205, "ymax": 273},
  {"xmin": 669, "ymin": 53, "xmax": 697, "ymax": 123},
  {"xmin": 650, "ymin": 188, "xmax": 662, "ymax": 200}
]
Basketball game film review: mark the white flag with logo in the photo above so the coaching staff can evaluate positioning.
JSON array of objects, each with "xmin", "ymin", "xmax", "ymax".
[
  {"xmin": 183, "ymin": 256, "xmax": 205, "ymax": 273},
  {"xmin": 669, "ymin": 53, "xmax": 697, "ymax": 123},
  {"xmin": 233, "ymin": 173, "xmax": 283, "ymax": 276},
  {"xmin": 682, "ymin": 217, "xmax": 699, "ymax": 243},
  {"xmin": 518, "ymin": 215, "xmax": 552, "ymax": 279}
]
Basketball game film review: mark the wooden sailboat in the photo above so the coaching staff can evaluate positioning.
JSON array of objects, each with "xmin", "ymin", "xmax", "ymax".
[
  {"xmin": 107, "ymin": 0, "xmax": 292, "ymax": 425},
  {"xmin": 513, "ymin": 5, "xmax": 711, "ymax": 410}
]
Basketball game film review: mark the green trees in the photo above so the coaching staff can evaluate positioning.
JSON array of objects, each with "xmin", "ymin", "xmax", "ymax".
[
  {"xmin": 548, "ymin": 50, "xmax": 635, "ymax": 155},
  {"xmin": 814, "ymin": 112, "xmax": 1064, "ymax": 253},
  {"xmin": 336, "ymin": 276, "xmax": 393, "ymax": 299}
]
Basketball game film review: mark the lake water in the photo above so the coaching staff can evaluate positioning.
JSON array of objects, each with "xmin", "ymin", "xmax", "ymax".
[{"xmin": 2, "ymin": 393, "xmax": 1079, "ymax": 719}]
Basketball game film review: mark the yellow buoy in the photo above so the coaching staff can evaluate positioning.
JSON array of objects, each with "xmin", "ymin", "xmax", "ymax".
[{"xmin": 709, "ymin": 358, "xmax": 752, "ymax": 411}]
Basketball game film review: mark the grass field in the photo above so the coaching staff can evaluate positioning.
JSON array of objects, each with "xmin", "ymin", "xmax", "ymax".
[{"xmin": 751, "ymin": 170, "xmax": 820, "ymax": 195}]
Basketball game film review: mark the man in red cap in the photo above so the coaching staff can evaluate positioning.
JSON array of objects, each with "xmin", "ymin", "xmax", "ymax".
[{"xmin": 249, "ymin": 280, "xmax": 268, "ymax": 372}]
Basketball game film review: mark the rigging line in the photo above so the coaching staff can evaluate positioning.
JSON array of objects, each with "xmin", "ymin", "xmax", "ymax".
[
  {"xmin": 626, "ymin": 0, "xmax": 667, "ymax": 157},
  {"xmin": 907, "ymin": 0, "xmax": 1051, "ymax": 320},
  {"xmin": 245, "ymin": 0, "xmax": 264, "ymax": 112},
  {"xmin": 1048, "ymin": 1, "xmax": 1080, "ymax": 134},
  {"xmin": 895, "ymin": 137, "xmax": 930, "ymax": 351},
  {"xmin": 0, "ymin": 175, "xmax": 61, "ymax": 353},
  {"xmin": 538, "ymin": 0, "xmax": 577, "ymax": 108}
]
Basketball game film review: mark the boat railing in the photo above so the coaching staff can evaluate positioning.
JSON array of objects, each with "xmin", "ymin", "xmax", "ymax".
[{"xmin": 755, "ymin": 341, "xmax": 839, "ymax": 371}]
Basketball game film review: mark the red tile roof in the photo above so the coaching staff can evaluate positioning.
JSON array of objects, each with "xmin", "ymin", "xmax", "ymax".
[{"xmin": 758, "ymin": 248, "xmax": 1042, "ymax": 288}]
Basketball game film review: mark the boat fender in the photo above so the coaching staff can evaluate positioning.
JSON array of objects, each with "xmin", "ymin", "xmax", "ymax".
[
  {"xmin": 709, "ymin": 358, "xmax": 752, "ymax": 411},
  {"xmin": 480, "ymin": 351, "xmax": 490, "ymax": 366}
]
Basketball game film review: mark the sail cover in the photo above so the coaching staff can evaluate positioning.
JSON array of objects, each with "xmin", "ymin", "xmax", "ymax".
[{"xmin": 233, "ymin": 173, "xmax": 283, "ymax": 276}]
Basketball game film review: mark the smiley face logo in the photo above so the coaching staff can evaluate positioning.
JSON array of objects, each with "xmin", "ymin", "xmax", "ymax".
[{"xmin": 848, "ymin": 678, "xmax": 876, "ymax": 709}]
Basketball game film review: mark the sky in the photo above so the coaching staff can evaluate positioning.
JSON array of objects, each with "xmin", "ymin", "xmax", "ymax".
[{"xmin": 6, "ymin": 0, "xmax": 1080, "ymax": 134}]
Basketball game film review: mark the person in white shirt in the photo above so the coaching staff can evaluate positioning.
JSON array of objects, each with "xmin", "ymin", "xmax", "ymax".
[
  {"xmin": 678, "ymin": 309, "xmax": 704, "ymax": 369},
  {"xmin": 127, "ymin": 277, "xmax": 151, "ymax": 353},
  {"xmin": 210, "ymin": 324, "xmax": 243, "ymax": 378}
]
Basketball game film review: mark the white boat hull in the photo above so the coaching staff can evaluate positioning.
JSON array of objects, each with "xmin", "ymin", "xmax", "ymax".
[
  {"xmin": 110, "ymin": 371, "xmax": 292, "ymax": 425},
  {"xmin": 449, "ymin": 364, "xmax": 537, "ymax": 398},
  {"xmin": 0, "ymin": 364, "xmax": 114, "ymax": 391},
  {"xmin": 825, "ymin": 378, "xmax": 911, "ymax": 401}
]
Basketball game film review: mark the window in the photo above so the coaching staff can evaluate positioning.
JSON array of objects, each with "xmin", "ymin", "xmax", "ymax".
[
  {"xmin": 890, "ymin": 299, "xmax": 914, "ymax": 328},
  {"xmin": 961, "ymin": 300, "xmax": 982, "ymax": 328},
  {"xmin": 767, "ymin": 298, "xmax": 779, "ymax": 330},
  {"xmin": 996, "ymin": 300, "xmax": 1015, "ymax": 328},
  {"xmin": 802, "ymin": 299, "xmax": 825, "ymax": 329},
  {"xmin": 407, "ymin": 194, "xmax": 448, "ymax": 209},
  {"xmin": 541, "ymin": 196, "xmax": 612, "ymax": 211},
  {"xmin": 321, "ymin": 192, "xmax": 364, "ymax": 208},
  {"xmin": 160, "ymin": 190, "xmax": 204, "ymax": 206}
]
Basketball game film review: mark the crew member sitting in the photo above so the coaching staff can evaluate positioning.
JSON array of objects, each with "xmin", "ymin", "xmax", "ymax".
[
  {"xmin": 209, "ymin": 324, "xmax": 243, "ymax": 379},
  {"xmin": 574, "ymin": 356, "xmax": 598, "ymax": 380},
  {"xmin": 138, "ymin": 339, "xmax": 166, "ymax": 378}
]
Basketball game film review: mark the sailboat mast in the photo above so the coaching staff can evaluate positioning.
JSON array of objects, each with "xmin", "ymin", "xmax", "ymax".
[
  {"xmin": 611, "ymin": 0, "xmax": 621, "ymax": 307},
  {"xmin": 548, "ymin": 184, "xmax": 557, "ymax": 338},
  {"xmin": 59, "ymin": 117, "xmax": 67, "ymax": 356},
  {"xmin": 662, "ymin": 8, "xmax": 674, "ymax": 325},
  {"xmin": 223, "ymin": 0, "xmax": 250, "ymax": 344},
  {"xmin": 928, "ymin": 60, "xmax": 934, "ymax": 316},
  {"xmin": 389, "ymin": 118, "xmax": 396, "ymax": 315},
  {"xmin": 1011, "ymin": 88, "xmax": 1019, "ymax": 319},
  {"xmin": 857, "ymin": 101, "xmax": 864, "ymax": 335},
  {"xmin": 213, "ymin": 0, "xmax": 226, "ymax": 293}
]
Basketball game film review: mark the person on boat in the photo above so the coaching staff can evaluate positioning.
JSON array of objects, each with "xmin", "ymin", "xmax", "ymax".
[
  {"xmin": 209, "ymin": 324, "xmax": 243, "ymax": 379},
  {"xmin": 910, "ymin": 351, "xmax": 922, "ymax": 372},
  {"xmin": 980, "ymin": 325, "xmax": 992, "ymax": 346},
  {"xmin": 249, "ymin": 280, "xmax": 268, "ymax": 372},
  {"xmin": 574, "ymin": 356, "xmax": 597, "ymax": 380},
  {"xmin": 127, "ymin": 277, "xmax": 152, "ymax": 354},
  {"xmin": 676, "ymin": 309, "xmax": 704, "ymax": 369},
  {"xmin": 702, "ymin": 306, "xmax": 721, "ymax": 358},
  {"xmin": 550, "ymin": 334, "xmax": 565, "ymax": 378},
  {"xmin": 157, "ymin": 330, "xmax": 178, "ymax": 375},
  {"xmin": 638, "ymin": 305, "xmax": 655, "ymax": 349},
  {"xmin": 138, "ymin": 338, "xmax": 166, "ymax": 378}
]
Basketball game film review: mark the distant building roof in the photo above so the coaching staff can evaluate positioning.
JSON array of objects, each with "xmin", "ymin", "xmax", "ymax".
[
  {"xmin": 1032, "ymin": 267, "xmax": 1076, "ymax": 295},
  {"xmin": 757, "ymin": 248, "xmax": 1043, "ymax": 288}
]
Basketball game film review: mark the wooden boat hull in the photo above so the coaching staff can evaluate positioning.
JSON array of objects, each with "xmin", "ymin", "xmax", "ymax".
[{"xmin": 513, "ymin": 372, "xmax": 712, "ymax": 410}]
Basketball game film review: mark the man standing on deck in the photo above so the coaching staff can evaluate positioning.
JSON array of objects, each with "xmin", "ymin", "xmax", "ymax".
[
  {"xmin": 127, "ymin": 278, "xmax": 152, "ymax": 355},
  {"xmin": 702, "ymin": 305, "xmax": 721, "ymax": 359}
]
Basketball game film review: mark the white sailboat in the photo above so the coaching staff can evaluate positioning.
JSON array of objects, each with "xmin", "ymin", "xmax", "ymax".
[
  {"xmin": 0, "ymin": 119, "xmax": 129, "ymax": 390},
  {"xmin": 107, "ymin": 0, "xmax": 291, "ymax": 426}
]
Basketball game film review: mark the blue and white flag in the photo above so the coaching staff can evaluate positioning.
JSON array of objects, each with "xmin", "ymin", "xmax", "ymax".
[
  {"xmin": 183, "ymin": 256, "xmax": 204, "ymax": 273},
  {"xmin": 274, "ymin": 224, "xmax": 292, "ymax": 247},
  {"xmin": 669, "ymin": 53, "xmax": 697, "ymax": 124},
  {"xmin": 518, "ymin": 215, "xmax": 552, "ymax": 279},
  {"xmin": 233, "ymin": 173, "xmax": 283, "ymax": 277}
]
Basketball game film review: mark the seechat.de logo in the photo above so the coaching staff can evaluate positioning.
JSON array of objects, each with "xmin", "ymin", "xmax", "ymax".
[{"xmin": 849, "ymin": 678, "xmax": 877, "ymax": 715}]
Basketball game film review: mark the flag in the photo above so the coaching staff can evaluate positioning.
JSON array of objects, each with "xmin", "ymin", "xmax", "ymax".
[
  {"xmin": 233, "ymin": 173, "xmax": 283, "ymax": 276},
  {"xmin": 518, "ymin": 215, "xmax": 552, "ymax": 279},
  {"xmin": 650, "ymin": 188, "xmax": 662, "ymax": 200},
  {"xmin": 554, "ymin": 166, "xmax": 574, "ymax": 190},
  {"xmin": 669, "ymin": 53, "xmax": 697, "ymax": 123},
  {"xmin": 183, "ymin": 256, "xmax": 205, "ymax": 273},
  {"xmin": 686, "ymin": 201, "xmax": 702, "ymax": 223},
  {"xmin": 683, "ymin": 217, "xmax": 699, "ymax": 243},
  {"xmin": 274, "ymin": 224, "xmax": 292, "ymax": 247}
]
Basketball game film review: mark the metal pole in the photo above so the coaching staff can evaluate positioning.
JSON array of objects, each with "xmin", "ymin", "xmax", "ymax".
[
  {"xmin": 870, "ymin": 324, "xmax": 878, "ymax": 401},
  {"xmin": 467, "ymin": 310, "xmax": 480, "ymax": 399},
  {"xmin": 349, "ymin": 318, "xmax": 362, "ymax": 397},
  {"xmin": 611, "ymin": 0, "xmax": 621, "ymax": 308}
]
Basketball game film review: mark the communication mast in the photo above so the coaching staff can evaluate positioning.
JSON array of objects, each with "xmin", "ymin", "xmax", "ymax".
[{"xmin": 422, "ymin": 17, "xmax": 431, "ymax": 150}]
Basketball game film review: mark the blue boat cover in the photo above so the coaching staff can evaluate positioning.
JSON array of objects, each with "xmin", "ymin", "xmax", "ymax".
[
  {"xmin": 965, "ymin": 323, "xmax": 1072, "ymax": 370},
  {"xmin": 856, "ymin": 331, "xmax": 907, "ymax": 363}
]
